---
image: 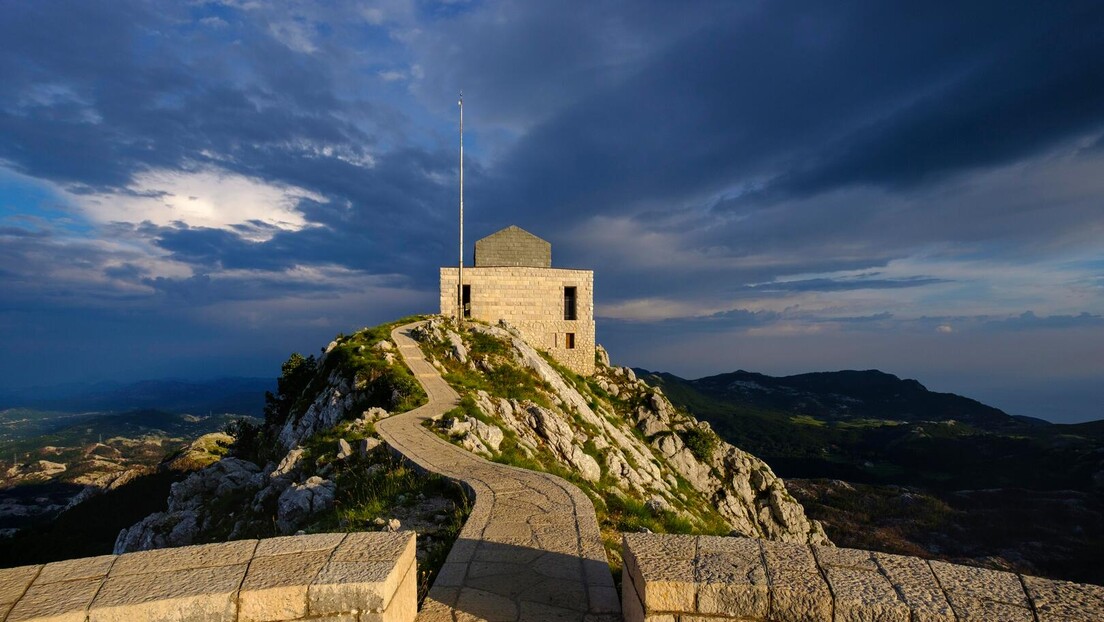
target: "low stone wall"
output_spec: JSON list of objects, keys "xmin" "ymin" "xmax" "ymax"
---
[
  {"xmin": 622, "ymin": 533, "xmax": 1104, "ymax": 622},
  {"xmin": 0, "ymin": 532, "xmax": 416, "ymax": 622}
]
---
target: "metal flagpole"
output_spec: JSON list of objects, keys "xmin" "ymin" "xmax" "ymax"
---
[{"xmin": 458, "ymin": 92, "xmax": 464, "ymax": 325}]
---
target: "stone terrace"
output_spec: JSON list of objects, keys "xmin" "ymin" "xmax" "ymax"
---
[
  {"xmin": 0, "ymin": 531, "xmax": 415, "ymax": 622},
  {"xmin": 622, "ymin": 533, "xmax": 1104, "ymax": 622}
]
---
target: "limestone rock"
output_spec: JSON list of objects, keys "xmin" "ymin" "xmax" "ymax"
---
[
  {"xmin": 469, "ymin": 419, "xmax": 504, "ymax": 452},
  {"xmin": 337, "ymin": 438, "xmax": 354, "ymax": 460},
  {"xmin": 272, "ymin": 447, "xmax": 304, "ymax": 478},
  {"xmin": 460, "ymin": 321, "xmax": 829, "ymax": 545},
  {"xmin": 446, "ymin": 330, "xmax": 469, "ymax": 363},
  {"xmin": 359, "ymin": 437, "xmax": 381, "ymax": 455},
  {"xmin": 277, "ymin": 375, "xmax": 359, "ymax": 449},
  {"xmin": 596, "ymin": 344, "xmax": 611, "ymax": 368},
  {"xmin": 571, "ymin": 446, "xmax": 602, "ymax": 482},
  {"xmin": 276, "ymin": 476, "xmax": 336, "ymax": 534}
]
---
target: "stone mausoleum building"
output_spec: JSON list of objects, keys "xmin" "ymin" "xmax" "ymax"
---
[{"xmin": 439, "ymin": 225, "xmax": 595, "ymax": 375}]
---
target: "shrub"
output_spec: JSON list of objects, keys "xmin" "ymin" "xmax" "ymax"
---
[{"xmin": 680, "ymin": 427, "xmax": 717, "ymax": 462}]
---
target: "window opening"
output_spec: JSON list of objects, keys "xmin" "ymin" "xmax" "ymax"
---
[
  {"xmin": 564, "ymin": 286, "xmax": 577, "ymax": 320},
  {"xmin": 565, "ymin": 332, "xmax": 576, "ymax": 349},
  {"xmin": 462, "ymin": 284, "xmax": 471, "ymax": 318}
]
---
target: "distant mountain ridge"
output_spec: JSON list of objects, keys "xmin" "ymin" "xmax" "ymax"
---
[
  {"xmin": 0, "ymin": 377, "xmax": 273, "ymax": 417},
  {"xmin": 638, "ymin": 368, "xmax": 1049, "ymax": 430}
]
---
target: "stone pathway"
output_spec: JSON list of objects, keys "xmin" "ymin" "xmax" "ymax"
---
[{"xmin": 376, "ymin": 322, "xmax": 621, "ymax": 622}]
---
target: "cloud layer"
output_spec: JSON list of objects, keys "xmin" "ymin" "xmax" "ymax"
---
[{"xmin": 1, "ymin": 1, "xmax": 1102, "ymax": 422}]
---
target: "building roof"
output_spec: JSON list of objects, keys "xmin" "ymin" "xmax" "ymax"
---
[{"xmin": 474, "ymin": 225, "xmax": 552, "ymax": 268}]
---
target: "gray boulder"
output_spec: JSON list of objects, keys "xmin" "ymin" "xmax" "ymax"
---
[{"xmin": 276, "ymin": 476, "xmax": 336, "ymax": 534}]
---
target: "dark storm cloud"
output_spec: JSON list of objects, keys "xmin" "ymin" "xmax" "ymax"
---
[
  {"xmin": 468, "ymin": 1, "xmax": 1104, "ymax": 232},
  {"xmin": 0, "ymin": 1, "xmax": 379, "ymax": 192}
]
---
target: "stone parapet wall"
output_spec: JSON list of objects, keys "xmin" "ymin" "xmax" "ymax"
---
[
  {"xmin": 0, "ymin": 532, "xmax": 416, "ymax": 622},
  {"xmin": 622, "ymin": 533, "xmax": 1104, "ymax": 622},
  {"xmin": 440, "ymin": 266, "xmax": 595, "ymax": 375}
]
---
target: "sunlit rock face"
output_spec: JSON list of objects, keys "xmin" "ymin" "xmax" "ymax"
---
[{"xmin": 418, "ymin": 318, "xmax": 829, "ymax": 545}]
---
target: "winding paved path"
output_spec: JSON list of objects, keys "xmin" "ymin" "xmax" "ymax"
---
[{"xmin": 376, "ymin": 322, "xmax": 621, "ymax": 622}]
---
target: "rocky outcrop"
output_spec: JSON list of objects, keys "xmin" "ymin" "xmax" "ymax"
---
[
  {"xmin": 114, "ymin": 438, "xmax": 348, "ymax": 553},
  {"xmin": 419, "ymin": 320, "xmax": 829, "ymax": 545},
  {"xmin": 276, "ymin": 475, "xmax": 336, "ymax": 533},
  {"xmin": 278, "ymin": 371, "xmax": 359, "ymax": 449},
  {"xmin": 163, "ymin": 432, "xmax": 233, "ymax": 471}
]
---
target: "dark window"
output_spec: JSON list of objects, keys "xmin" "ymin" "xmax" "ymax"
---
[
  {"xmin": 462, "ymin": 284, "xmax": 471, "ymax": 318},
  {"xmin": 564, "ymin": 286, "xmax": 577, "ymax": 320},
  {"xmin": 565, "ymin": 333, "xmax": 576, "ymax": 349}
]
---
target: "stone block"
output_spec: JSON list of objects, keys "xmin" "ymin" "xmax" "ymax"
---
[
  {"xmin": 815, "ymin": 546, "xmax": 909, "ymax": 622},
  {"xmin": 108, "ymin": 540, "xmax": 256, "ymax": 576},
  {"xmin": 928, "ymin": 560, "xmax": 1033, "ymax": 621},
  {"xmin": 872, "ymin": 553, "xmax": 954, "ymax": 622},
  {"xmin": 623, "ymin": 533, "xmax": 696, "ymax": 560},
  {"xmin": 624, "ymin": 551, "xmax": 695, "ymax": 612},
  {"xmin": 254, "ymin": 532, "xmax": 345, "ymax": 557},
  {"xmin": 0, "ymin": 565, "xmax": 40, "ymax": 606},
  {"xmin": 761, "ymin": 541, "xmax": 832, "ymax": 622},
  {"xmin": 330, "ymin": 531, "xmax": 415, "ymax": 565},
  {"xmin": 7, "ymin": 577, "xmax": 102, "ymax": 622},
  {"xmin": 239, "ymin": 549, "xmax": 332, "ymax": 622},
  {"xmin": 695, "ymin": 536, "xmax": 768, "ymax": 617},
  {"xmin": 89, "ymin": 563, "xmax": 247, "ymax": 622},
  {"xmin": 308, "ymin": 559, "xmax": 408, "ymax": 615},
  {"xmin": 1022, "ymin": 574, "xmax": 1104, "ymax": 622},
  {"xmin": 36, "ymin": 555, "xmax": 115, "ymax": 584},
  {"xmin": 362, "ymin": 561, "xmax": 417, "ymax": 622}
]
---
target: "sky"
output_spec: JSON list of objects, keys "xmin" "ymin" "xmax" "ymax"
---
[{"xmin": 1, "ymin": 1, "xmax": 1102, "ymax": 423}]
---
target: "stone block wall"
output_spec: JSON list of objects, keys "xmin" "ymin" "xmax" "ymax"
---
[
  {"xmin": 473, "ymin": 225, "xmax": 551, "ymax": 268},
  {"xmin": 440, "ymin": 266, "xmax": 595, "ymax": 375},
  {"xmin": 622, "ymin": 533, "xmax": 1104, "ymax": 622},
  {"xmin": 0, "ymin": 531, "xmax": 416, "ymax": 622}
]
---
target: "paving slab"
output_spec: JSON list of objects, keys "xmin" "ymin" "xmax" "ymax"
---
[
  {"xmin": 929, "ymin": 560, "xmax": 1034, "ymax": 622},
  {"xmin": 761, "ymin": 541, "xmax": 832, "ymax": 622},
  {"xmin": 89, "ymin": 563, "xmax": 247, "ymax": 622},
  {"xmin": 254, "ymin": 532, "xmax": 345, "ymax": 557},
  {"xmin": 35, "ymin": 555, "xmax": 115, "ymax": 585},
  {"xmin": 7, "ymin": 576, "xmax": 103, "ymax": 622},
  {"xmin": 107, "ymin": 539, "xmax": 256, "ymax": 576},
  {"xmin": 813, "ymin": 546, "xmax": 909, "ymax": 622},
  {"xmin": 694, "ymin": 536, "xmax": 769, "ymax": 618},
  {"xmin": 1022, "ymin": 575, "xmax": 1104, "ymax": 622},
  {"xmin": 377, "ymin": 322, "xmax": 620, "ymax": 621},
  {"xmin": 0, "ymin": 565, "xmax": 40, "ymax": 608},
  {"xmin": 872, "ymin": 552, "xmax": 955, "ymax": 622}
]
